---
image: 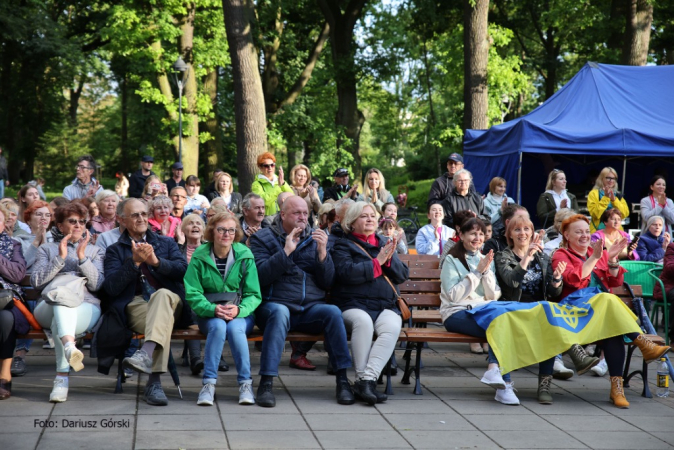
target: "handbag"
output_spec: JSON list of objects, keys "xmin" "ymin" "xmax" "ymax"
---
[
  {"xmin": 351, "ymin": 241, "xmax": 412, "ymax": 321},
  {"xmin": 42, "ymin": 274, "xmax": 87, "ymax": 308},
  {"xmin": 0, "ymin": 289, "xmax": 14, "ymax": 310},
  {"xmin": 204, "ymin": 257, "xmax": 247, "ymax": 306}
]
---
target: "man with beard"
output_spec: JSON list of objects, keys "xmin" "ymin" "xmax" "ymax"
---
[{"xmin": 249, "ymin": 196, "xmax": 354, "ymax": 407}]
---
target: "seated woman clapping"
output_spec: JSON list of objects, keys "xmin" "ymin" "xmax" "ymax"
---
[
  {"xmin": 591, "ymin": 209, "xmax": 638, "ymax": 261},
  {"xmin": 331, "ymin": 202, "xmax": 408, "ymax": 405},
  {"xmin": 31, "ymin": 202, "xmax": 105, "ymax": 403},
  {"xmin": 440, "ymin": 218, "xmax": 523, "ymax": 405},
  {"xmin": 184, "ymin": 212, "xmax": 262, "ymax": 406},
  {"xmin": 636, "ymin": 216, "xmax": 669, "ymax": 263},
  {"xmin": 552, "ymin": 214, "xmax": 671, "ymax": 408}
]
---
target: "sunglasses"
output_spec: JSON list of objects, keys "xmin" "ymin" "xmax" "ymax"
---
[
  {"xmin": 67, "ymin": 219, "xmax": 87, "ymax": 225},
  {"xmin": 260, "ymin": 163, "xmax": 276, "ymax": 169}
]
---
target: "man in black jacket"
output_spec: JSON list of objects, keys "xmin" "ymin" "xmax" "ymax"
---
[
  {"xmin": 128, "ymin": 155, "xmax": 156, "ymax": 198},
  {"xmin": 441, "ymin": 169, "xmax": 488, "ymax": 228},
  {"xmin": 324, "ymin": 168, "xmax": 360, "ymax": 202},
  {"xmin": 428, "ymin": 153, "xmax": 475, "ymax": 207},
  {"xmin": 103, "ymin": 198, "xmax": 190, "ymax": 406},
  {"xmin": 249, "ymin": 196, "xmax": 354, "ymax": 407}
]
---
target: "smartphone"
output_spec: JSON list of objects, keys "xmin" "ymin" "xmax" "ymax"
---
[{"xmin": 151, "ymin": 183, "xmax": 161, "ymax": 190}]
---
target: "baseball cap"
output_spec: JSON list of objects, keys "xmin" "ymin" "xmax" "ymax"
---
[
  {"xmin": 333, "ymin": 168, "xmax": 349, "ymax": 177},
  {"xmin": 171, "ymin": 162, "xmax": 184, "ymax": 170},
  {"xmin": 447, "ymin": 153, "xmax": 463, "ymax": 163},
  {"xmin": 141, "ymin": 155, "xmax": 154, "ymax": 163}
]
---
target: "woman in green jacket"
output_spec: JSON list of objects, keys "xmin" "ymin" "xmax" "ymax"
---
[
  {"xmin": 184, "ymin": 212, "xmax": 262, "ymax": 407},
  {"xmin": 251, "ymin": 152, "xmax": 293, "ymax": 216}
]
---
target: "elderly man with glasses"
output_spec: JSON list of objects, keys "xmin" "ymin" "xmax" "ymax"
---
[
  {"xmin": 440, "ymin": 169, "xmax": 488, "ymax": 228},
  {"xmin": 63, "ymin": 155, "xmax": 103, "ymax": 200},
  {"xmin": 102, "ymin": 198, "xmax": 192, "ymax": 406}
]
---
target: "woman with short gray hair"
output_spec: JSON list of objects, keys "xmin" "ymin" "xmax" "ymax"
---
[
  {"xmin": 90, "ymin": 190, "xmax": 119, "ymax": 234},
  {"xmin": 148, "ymin": 195, "xmax": 181, "ymax": 238}
]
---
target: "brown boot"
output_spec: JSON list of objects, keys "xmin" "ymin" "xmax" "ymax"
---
[
  {"xmin": 633, "ymin": 335, "xmax": 671, "ymax": 363},
  {"xmin": 609, "ymin": 376, "xmax": 629, "ymax": 409}
]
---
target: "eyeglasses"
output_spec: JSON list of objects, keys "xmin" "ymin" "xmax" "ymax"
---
[
  {"xmin": 605, "ymin": 177, "xmax": 617, "ymax": 181},
  {"xmin": 455, "ymin": 179, "xmax": 470, "ymax": 184},
  {"xmin": 215, "ymin": 227, "xmax": 237, "ymax": 235},
  {"xmin": 75, "ymin": 165, "xmax": 92, "ymax": 170},
  {"xmin": 34, "ymin": 213, "xmax": 52, "ymax": 218},
  {"xmin": 260, "ymin": 163, "xmax": 275, "ymax": 169},
  {"xmin": 128, "ymin": 212, "xmax": 148, "ymax": 220},
  {"xmin": 67, "ymin": 218, "xmax": 87, "ymax": 225}
]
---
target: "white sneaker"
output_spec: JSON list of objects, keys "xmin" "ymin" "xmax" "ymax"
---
[
  {"xmin": 49, "ymin": 378, "xmax": 68, "ymax": 403},
  {"xmin": 591, "ymin": 358, "xmax": 608, "ymax": 377},
  {"xmin": 238, "ymin": 381, "xmax": 255, "ymax": 405},
  {"xmin": 197, "ymin": 383, "xmax": 215, "ymax": 406},
  {"xmin": 64, "ymin": 344, "xmax": 84, "ymax": 372},
  {"xmin": 495, "ymin": 382, "xmax": 520, "ymax": 405},
  {"xmin": 552, "ymin": 357, "xmax": 574, "ymax": 380},
  {"xmin": 480, "ymin": 367, "xmax": 506, "ymax": 390}
]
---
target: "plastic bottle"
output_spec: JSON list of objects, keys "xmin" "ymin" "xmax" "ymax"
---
[{"xmin": 656, "ymin": 358, "xmax": 669, "ymax": 398}]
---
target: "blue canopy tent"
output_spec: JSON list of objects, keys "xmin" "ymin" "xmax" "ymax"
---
[{"xmin": 463, "ymin": 62, "xmax": 674, "ymax": 223}]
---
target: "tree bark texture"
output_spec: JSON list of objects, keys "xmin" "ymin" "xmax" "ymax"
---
[
  {"xmin": 622, "ymin": 0, "xmax": 652, "ymax": 66},
  {"xmin": 317, "ymin": 0, "xmax": 367, "ymax": 182},
  {"xmin": 202, "ymin": 68, "xmax": 223, "ymax": 180},
  {"xmin": 223, "ymin": 0, "xmax": 268, "ymax": 194},
  {"xmin": 121, "ymin": 73, "xmax": 129, "ymax": 174},
  {"xmin": 463, "ymin": 0, "xmax": 489, "ymax": 131},
  {"xmin": 177, "ymin": 2, "xmax": 200, "ymax": 177}
]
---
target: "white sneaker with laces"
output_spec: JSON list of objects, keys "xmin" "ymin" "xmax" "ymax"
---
[
  {"xmin": 480, "ymin": 367, "xmax": 506, "ymax": 389},
  {"xmin": 552, "ymin": 357, "xmax": 574, "ymax": 380},
  {"xmin": 197, "ymin": 383, "xmax": 215, "ymax": 406},
  {"xmin": 49, "ymin": 378, "xmax": 68, "ymax": 403},
  {"xmin": 591, "ymin": 358, "xmax": 608, "ymax": 377},
  {"xmin": 495, "ymin": 381, "xmax": 520, "ymax": 405},
  {"xmin": 238, "ymin": 381, "xmax": 255, "ymax": 405}
]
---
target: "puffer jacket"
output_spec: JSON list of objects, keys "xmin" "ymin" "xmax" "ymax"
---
[
  {"xmin": 331, "ymin": 233, "xmax": 409, "ymax": 320},
  {"xmin": 249, "ymin": 215, "xmax": 335, "ymax": 313},
  {"xmin": 102, "ymin": 229, "xmax": 191, "ymax": 328},
  {"xmin": 636, "ymin": 230, "xmax": 665, "ymax": 262},
  {"xmin": 184, "ymin": 242, "xmax": 261, "ymax": 319},
  {"xmin": 495, "ymin": 247, "xmax": 562, "ymax": 302}
]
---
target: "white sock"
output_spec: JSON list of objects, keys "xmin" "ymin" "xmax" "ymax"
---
[
  {"xmin": 64, "ymin": 341, "xmax": 76, "ymax": 350},
  {"xmin": 55, "ymin": 375, "xmax": 69, "ymax": 387}
]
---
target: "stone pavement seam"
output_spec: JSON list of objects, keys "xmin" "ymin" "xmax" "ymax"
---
[
  {"xmin": 373, "ymin": 397, "xmax": 416, "ymax": 449},
  {"xmin": 277, "ymin": 375, "xmax": 325, "ymax": 450},
  {"xmin": 32, "ymin": 401, "xmax": 55, "ymax": 450},
  {"xmin": 214, "ymin": 387, "xmax": 233, "ymax": 449},
  {"xmin": 131, "ymin": 370, "xmax": 140, "ymax": 450}
]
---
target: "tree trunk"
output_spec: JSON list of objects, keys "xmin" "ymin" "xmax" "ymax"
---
[
  {"xmin": 622, "ymin": 0, "xmax": 653, "ymax": 65},
  {"xmin": 222, "ymin": 0, "xmax": 268, "ymax": 194},
  {"xmin": 177, "ymin": 2, "xmax": 199, "ymax": 176},
  {"xmin": 121, "ymin": 73, "xmax": 129, "ymax": 174},
  {"xmin": 202, "ymin": 68, "xmax": 222, "ymax": 180},
  {"xmin": 317, "ymin": 0, "xmax": 367, "ymax": 182},
  {"xmin": 68, "ymin": 76, "xmax": 86, "ymax": 129},
  {"xmin": 463, "ymin": 0, "xmax": 490, "ymax": 131}
]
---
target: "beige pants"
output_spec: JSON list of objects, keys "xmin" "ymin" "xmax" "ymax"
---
[{"xmin": 126, "ymin": 289, "xmax": 182, "ymax": 373}]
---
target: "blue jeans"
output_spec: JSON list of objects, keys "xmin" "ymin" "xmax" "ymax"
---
[
  {"xmin": 255, "ymin": 302, "xmax": 352, "ymax": 376},
  {"xmin": 197, "ymin": 315, "xmax": 254, "ymax": 384},
  {"xmin": 444, "ymin": 310, "xmax": 511, "ymax": 382}
]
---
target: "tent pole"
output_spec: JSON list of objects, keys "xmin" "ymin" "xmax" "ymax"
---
[
  {"xmin": 622, "ymin": 156, "xmax": 626, "ymax": 194},
  {"xmin": 517, "ymin": 152, "xmax": 523, "ymax": 204}
]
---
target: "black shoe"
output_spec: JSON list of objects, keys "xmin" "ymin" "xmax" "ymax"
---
[
  {"xmin": 353, "ymin": 380, "xmax": 377, "ymax": 406},
  {"xmin": 326, "ymin": 361, "xmax": 335, "ymax": 375},
  {"xmin": 218, "ymin": 356, "xmax": 229, "ymax": 372},
  {"xmin": 190, "ymin": 357, "xmax": 204, "ymax": 375},
  {"xmin": 10, "ymin": 357, "xmax": 26, "ymax": 377},
  {"xmin": 373, "ymin": 385, "xmax": 388, "ymax": 403},
  {"xmin": 256, "ymin": 381, "xmax": 275, "ymax": 408},
  {"xmin": 336, "ymin": 379, "xmax": 355, "ymax": 405}
]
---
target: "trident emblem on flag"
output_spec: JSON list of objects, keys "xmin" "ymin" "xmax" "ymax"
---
[
  {"xmin": 549, "ymin": 304, "xmax": 589, "ymax": 330},
  {"xmin": 542, "ymin": 301, "xmax": 594, "ymax": 333}
]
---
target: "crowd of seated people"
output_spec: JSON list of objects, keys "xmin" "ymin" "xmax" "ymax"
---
[{"xmin": 0, "ymin": 154, "xmax": 672, "ymax": 415}]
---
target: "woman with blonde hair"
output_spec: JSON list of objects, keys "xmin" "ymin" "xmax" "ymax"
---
[
  {"xmin": 587, "ymin": 167, "xmax": 629, "ymax": 233},
  {"xmin": 207, "ymin": 172, "xmax": 242, "ymax": 215},
  {"xmin": 290, "ymin": 164, "xmax": 322, "ymax": 225},
  {"xmin": 362, "ymin": 168, "xmax": 394, "ymax": 210},
  {"xmin": 142, "ymin": 175, "xmax": 167, "ymax": 201},
  {"xmin": 537, "ymin": 169, "xmax": 579, "ymax": 229}
]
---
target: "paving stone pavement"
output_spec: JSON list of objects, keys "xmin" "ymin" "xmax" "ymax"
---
[{"xmin": 2, "ymin": 341, "xmax": 674, "ymax": 450}]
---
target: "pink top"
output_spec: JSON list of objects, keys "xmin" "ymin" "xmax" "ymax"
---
[
  {"xmin": 90, "ymin": 215, "xmax": 116, "ymax": 233},
  {"xmin": 148, "ymin": 215, "xmax": 181, "ymax": 238}
]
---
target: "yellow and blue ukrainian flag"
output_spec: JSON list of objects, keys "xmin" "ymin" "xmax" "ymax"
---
[{"xmin": 467, "ymin": 287, "xmax": 642, "ymax": 374}]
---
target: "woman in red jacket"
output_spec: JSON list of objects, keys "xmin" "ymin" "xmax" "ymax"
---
[{"xmin": 552, "ymin": 214, "xmax": 670, "ymax": 408}]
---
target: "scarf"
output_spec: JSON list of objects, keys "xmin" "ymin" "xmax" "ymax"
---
[{"xmin": 0, "ymin": 232, "xmax": 22, "ymax": 293}]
